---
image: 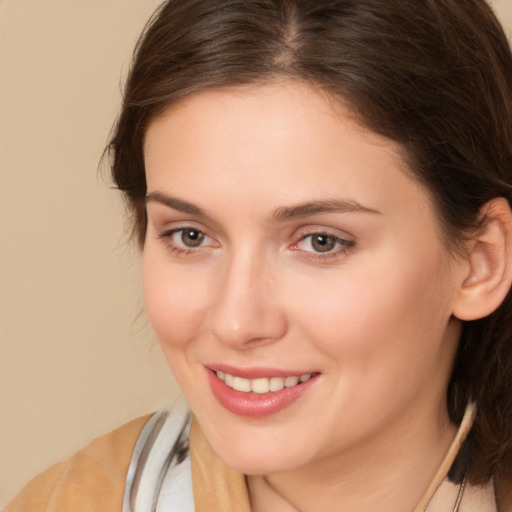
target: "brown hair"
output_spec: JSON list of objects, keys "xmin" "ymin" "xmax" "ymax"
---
[{"xmin": 108, "ymin": 0, "xmax": 512, "ymax": 484}]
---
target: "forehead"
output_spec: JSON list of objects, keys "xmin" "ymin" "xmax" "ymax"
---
[{"xmin": 143, "ymin": 81, "xmax": 434, "ymax": 228}]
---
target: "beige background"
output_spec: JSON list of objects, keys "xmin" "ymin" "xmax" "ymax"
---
[
  {"xmin": 1, "ymin": 0, "xmax": 512, "ymax": 506},
  {"xmin": 0, "ymin": 0, "xmax": 179, "ymax": 506}
]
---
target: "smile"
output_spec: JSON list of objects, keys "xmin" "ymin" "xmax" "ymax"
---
[
  {"xmin": 216, "ymin": 371, "xmax": 313, "ymax": 393},
  {"xmin": 207, "ymin": 367, "xmax": 319, "ymax": 417}
]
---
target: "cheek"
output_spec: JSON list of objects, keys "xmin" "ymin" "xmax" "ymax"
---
[
  {"xmin": 141, "ymin": 253, "xmax": 212, "ymax": 348},
  {"xmin": 287, "ymin": 248, "xmax": 452, "ymax": 366}
]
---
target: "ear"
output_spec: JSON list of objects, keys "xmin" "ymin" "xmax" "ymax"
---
[{"xmin": 452, "ymin": 197, "xmax": 512, "ymax": 321}]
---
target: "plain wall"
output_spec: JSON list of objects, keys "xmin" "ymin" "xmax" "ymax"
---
[
  {"xmin": 1, "ymin": 0, "xmax": 512, "ymax": 506},
  {"xmin": 0, "ymin": 1, "xmax": 179, "ymax": 505}
]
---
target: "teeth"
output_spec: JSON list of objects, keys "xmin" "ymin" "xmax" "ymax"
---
[
  {"xmin": 269, "ymin": 377, "xmax": 285, "ymax": 392},
  {"xmin": 251, "ymin": 378, "xmax": 270, "ymax": 394},
  {"xmin": 284, "ymin": 376, "xmax": 299, "ymax": 387},
  {"xmin": 233, "ymin": 376, "xmax": 252, "ymax": 392},
  {"xmin": 216, "ymin": 371, "xmax": 313, "ymax": 394}
]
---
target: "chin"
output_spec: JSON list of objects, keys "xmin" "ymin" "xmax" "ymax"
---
[
  {"xmin": 207, "ymin": 430, "xmax": 310, "ymax": 476},
  {"xmin": 222, "ymin": 451, "xmax": 302, "ymax": 476}
]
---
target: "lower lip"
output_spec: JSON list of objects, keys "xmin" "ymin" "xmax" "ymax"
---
[{"xmin": 207, "ymin": 370, "xmax": 318, "ymax": 418}]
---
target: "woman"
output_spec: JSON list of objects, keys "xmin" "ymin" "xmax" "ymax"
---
[{"xmin": 6, "ymin": 0, "xmax": 512, "ymax": 511}]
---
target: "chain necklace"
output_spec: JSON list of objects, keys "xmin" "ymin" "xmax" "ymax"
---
[{"xmin": 452, "ymin": 474, "xmax": 467, "ymax": 512}]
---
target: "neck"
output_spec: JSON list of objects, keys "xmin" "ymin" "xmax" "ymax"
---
[{"xmin": 248, "ymin": 402, "xmax": 458, "ymax": 512}]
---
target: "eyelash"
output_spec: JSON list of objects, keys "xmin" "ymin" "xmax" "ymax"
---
[
  {"xmin": 157, "ymin": 227, "xmax": 214, "ymax": 256},
  {"xmin": 157, "ymin": 227, "xmax": 356, "ymax": 262},
  {"xmin": 293, "ymin": 232, "xmax": 356, "ymax": 262}
]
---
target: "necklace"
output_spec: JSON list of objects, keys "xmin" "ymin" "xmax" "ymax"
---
[{"xmin": 452, "ymin": 474, "xmax": 467, "ymax": 512}]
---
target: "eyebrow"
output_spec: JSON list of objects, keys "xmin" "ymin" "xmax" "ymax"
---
[
  {"xmin": 146, "ymin": 192, "xmax": 206, "ymax": 217},
  {"xmin": 271, "ymin": 199, "xmax": 381, "ymax": 222},
  {"xmin": 146, "ymin": 192, "xmax": 381, "ymax": 221}
]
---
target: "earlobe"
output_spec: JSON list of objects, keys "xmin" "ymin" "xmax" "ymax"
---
[{"xmin": 452, "ymin": 197, "xmax": 512, "ymax": 321}]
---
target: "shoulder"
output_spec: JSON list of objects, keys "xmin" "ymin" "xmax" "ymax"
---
[{"xmin": 5, "ymin": 414, "xmax": 152, "ymax": 512}]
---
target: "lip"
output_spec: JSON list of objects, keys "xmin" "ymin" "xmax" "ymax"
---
[{"xmin": 206, "ymin": 366, "xmax": 319, "ymax": 418}]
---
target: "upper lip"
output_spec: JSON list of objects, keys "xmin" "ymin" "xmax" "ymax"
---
[{"xmin": 206, "ymin": 364, "xmax": 318, "ymax": 379}]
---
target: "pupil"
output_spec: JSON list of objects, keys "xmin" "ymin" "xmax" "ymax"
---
[
  {"xmin": 312, "ymin": 234, "xmax": 335, "ymax": 253},
  {"xmin": 182, "ymin": 229, "xmax": 204, "ymax": 247}
]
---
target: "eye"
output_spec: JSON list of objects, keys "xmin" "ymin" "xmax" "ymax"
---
[
  {"xmin": 158, "ymin": 227, "xmax": 215, "ymax": 254},
  {"xmin": 305, "ymin": 233, "xmax": 337, "ymax": 253},
  {"xmin": 296, "ymin": 232, "xmax": 355, "ymax": 256},
  {"xmin": 175, "ymin": 228, "xmax": 206, "ymax": 248}
]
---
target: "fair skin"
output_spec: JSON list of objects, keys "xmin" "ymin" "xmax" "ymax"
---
[{"xmin": 141, "ymin": 81, "xmax": 477, "ymax": 512}]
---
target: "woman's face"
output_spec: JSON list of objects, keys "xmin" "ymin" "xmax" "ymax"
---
[{"xmin": 142, "ymin": 82, "xmax": 465, "ymax": 475}]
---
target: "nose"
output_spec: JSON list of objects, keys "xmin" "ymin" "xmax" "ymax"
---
[{"xmin": 209, "ymin": 249, "xmax": 288, "ymax": 349}]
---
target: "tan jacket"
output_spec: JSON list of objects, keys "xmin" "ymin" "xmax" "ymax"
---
[{"xmin": 5, "ymin": 413, "xmax": 512, "ymax": 512}]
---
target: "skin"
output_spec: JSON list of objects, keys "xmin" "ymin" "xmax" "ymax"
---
[{"xmin": 142, "ymin": 81, "xmax": 469, "ymax": 511}]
